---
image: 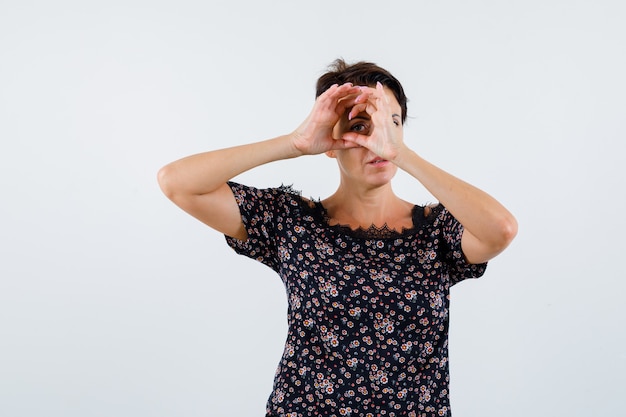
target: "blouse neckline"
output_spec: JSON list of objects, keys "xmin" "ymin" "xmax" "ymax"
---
[{"xmin": 307, "ymin": 199, "xmax": 428, "ymax": 240}]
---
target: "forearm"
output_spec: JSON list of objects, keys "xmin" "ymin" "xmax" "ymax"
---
[
  {"xmin": 158, "ymin": 82, "xmax": 364, "ymax": 199},
  {"xmin": 395, "ymin": 146, "xmax": 518, "ymax": 251},
  {"xmin": 158, "ymin": 134, "xmax": 300, "ymax": 197}
]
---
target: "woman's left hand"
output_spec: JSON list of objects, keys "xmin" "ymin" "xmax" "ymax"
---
[{"xmin": 340, "ymin": 82, "xmax": 406, "ymax": 163}]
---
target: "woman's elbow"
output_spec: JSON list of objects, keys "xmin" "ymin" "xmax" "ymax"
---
[
  {"xmin": 494, "ymin": 214, "xmax": 518, "ymax": 251},
  {"xmin": 157, "ymin": 164, "xmax": 179, "ymax": 200}
]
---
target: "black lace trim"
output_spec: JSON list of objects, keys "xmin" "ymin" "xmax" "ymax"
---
[
  {"xmin": 282, "ymin": 186, "xmax": 441, "ymax": 239},
  {"xmin": 307, "ymin": 200, "xmax": 436, "ymax": 240},
  {"xmin": 326, "ymin": 218, "xmax": 417, "ymax": 239},
  {"xmin": 277, "ymin": 183, "xmax": 302, "ymax": 196}
]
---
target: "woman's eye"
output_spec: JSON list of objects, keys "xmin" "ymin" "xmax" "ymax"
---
[{"xmin": 351, "ymin": 123, "xmax": 369, "ymax": 133}]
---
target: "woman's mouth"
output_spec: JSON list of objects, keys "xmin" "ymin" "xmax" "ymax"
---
[{"xmin": 369, "ymin": 158, "xmax": 388, "ymax": 165}]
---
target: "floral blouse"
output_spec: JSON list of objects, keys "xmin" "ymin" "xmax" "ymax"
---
[{"xmin": 224, "ymin": 182, "xmax": 487, "ymax": 417}]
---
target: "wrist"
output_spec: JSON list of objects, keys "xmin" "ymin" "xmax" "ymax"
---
[
  {"xmin": 391, "ymin": 143, "xmax": 415, "ymax": 168},
  {"xmin": 283, "ymin": 132, "xmax": 306, "ymax": 158}
]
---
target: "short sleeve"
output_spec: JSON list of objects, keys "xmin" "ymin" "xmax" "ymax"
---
[
  {"xmin": 224, "ymin": 181, "xmax": 281, "ymax": 271},
  {"xmin": 436, "ymin": 205, "xmax": 487, "ymax": 285}
]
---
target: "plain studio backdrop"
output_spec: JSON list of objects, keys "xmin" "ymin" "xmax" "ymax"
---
[{"xmin": 1, "ymin": 1, "xmax": 624, "ymax": 416}]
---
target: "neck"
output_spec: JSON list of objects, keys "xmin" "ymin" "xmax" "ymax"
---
[{"xmin": 322, "ymin": 183, "xmax": 413, "ymax": 230}]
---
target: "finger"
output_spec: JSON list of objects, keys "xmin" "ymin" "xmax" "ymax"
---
[
  {"xmin": 323, "ymin": 83, "xmax": 347, "ymax": 101},
  {"xmin": 359, "ymin": 100, "xmax": 379, "ymax": 119},
  {"xmin": 376, "ymin": 81, "xmax": 387, "ymax": 101},
  {"xmin": 322, "ymin": 84, "xmax": 361, "ymax": 112},
  {"xmin": 313, "ymin": 84, "xmax": 339, "ymax": 113},
  {"xmin": 334, "ymin": 85, "xmax": 376, "ymax": 116},
  {"xmin": 340, "ymin": 132, "xmax": 369, "ymax": 148},
  {"xmin": 327, "ymin": 83, "xmax": 361, "ymax": 98},
  {"xmin": 354, "ymin": 86, "xmax": 375, "ymax": 104},
  {"xmin": 336, "ymin": 93, "xmax": 362, "ymax": 115},
  {"xmin": 338, "ymin": 94, "xmax": 373, "ymax": 118},
  {"xmin": 368, "ymin": 82, "xmax": 391, "ymax": 119},
  {"xmin": 330, "ymin": 137, "xmax": 362, "ymax": 150},
  {"xmin": 317, "ymin": 83, "xmax": 354, "ymax": 104},
  {"xmin": 356, "ymin": 83, "xmax": 387, "ymax": 106},
  {"xmin": 352, "ymin": 87, "xmax": 383, "ymax": 117},
  {"xmin": 348, "ymin": 103, "xmax": 368, "ymax": 120}
]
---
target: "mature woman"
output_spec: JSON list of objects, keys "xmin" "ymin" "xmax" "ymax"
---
[{"xmin": 158, "ymin": 59, "xmax": 517, "ymax": 417}]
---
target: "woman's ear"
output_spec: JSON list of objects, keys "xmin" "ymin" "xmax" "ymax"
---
[{"xmin": 325, "ymin": 150, "xmax": 336, "ymax": 158}]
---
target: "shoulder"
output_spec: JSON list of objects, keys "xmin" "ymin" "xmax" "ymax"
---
[
  {"xmin": 228, "ymin": 181, "xmax": 301, "ymax": 201},
  {"xmin": 227, "ymin": 181, "xmax": 313, "ymax": 214},
  {"xmin": 412, "ymin": 203, "xmax": 444, "ymax": 227}
]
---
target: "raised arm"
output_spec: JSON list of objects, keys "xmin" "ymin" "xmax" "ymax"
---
[
  {"xmin": 342, "ymin": 82, "xmax": 518, "ymax": 264},
  {"xmin": 157, "ymin": 83, "xmax": 363, "ymax": 239},
  {"xmin": 158, "ymin": 136, "xmax": 300, "ymax": 239},
  {"xmin": 395, "ymin": 151, "xmax": 518, "ymax": 264}
]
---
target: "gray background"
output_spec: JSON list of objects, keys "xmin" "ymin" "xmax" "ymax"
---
[{"xmin": 1, "ymin": 1, "xmax": 624, "ymax": 416}]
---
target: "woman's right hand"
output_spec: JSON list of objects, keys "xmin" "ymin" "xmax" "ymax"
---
[
  {"xmin": 158, "ymin": 83, "xmax": 362, "ymax": 239},
  {"xmin": 290, "ymin": 83, "xmax": 363, "ymax": 155}
]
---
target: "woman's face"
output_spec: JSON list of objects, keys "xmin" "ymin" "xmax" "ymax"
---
[{"xmin": 329, "ymin": 87, "xmax": 403, "ymax": 189}]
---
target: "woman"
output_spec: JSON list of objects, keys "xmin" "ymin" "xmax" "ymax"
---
[{"xmin": 158, "ymin": 59, "xmax": 517, "ymax": 417}]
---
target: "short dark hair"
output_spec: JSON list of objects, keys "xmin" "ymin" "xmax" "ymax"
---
[{"xmin": 316, "ymin": 58, "xmax": 408, "ymax": 123}]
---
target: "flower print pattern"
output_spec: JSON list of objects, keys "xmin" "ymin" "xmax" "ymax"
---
[{"xmin": 225, "ymin": 182, "xmax": 487, "ymax": 417}]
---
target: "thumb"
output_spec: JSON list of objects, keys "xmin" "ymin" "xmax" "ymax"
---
[
  {"xmin": 340, "ymin": 132, "xmax": 367, "ymax": 148},
  {"xmin": 331, "ymin": 137, "xmax": 361, "ymax": 150}
]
